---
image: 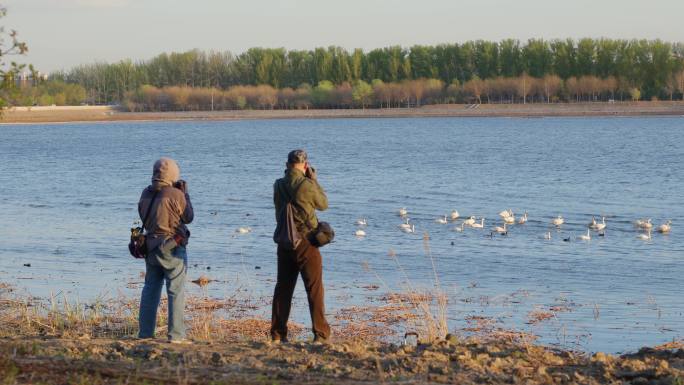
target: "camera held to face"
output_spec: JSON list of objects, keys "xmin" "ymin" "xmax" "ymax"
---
[{"xmin": 173, "ymin": 179, "xmax": 187, "ymax": 192}]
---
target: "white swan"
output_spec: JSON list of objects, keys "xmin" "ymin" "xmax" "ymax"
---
[
  {"xmin": 471, "ymin": 218, "xmax": 485, "ymax": 229},
  {"xmin": 236, "ymin": 226, "xmax": 252, "ymax": 234},
  {"xmin": 503, "ymin": 214, "xmax": 515, "ymax": 224},
  {"xmin": 354, "ymin": 229, "xmax": 366, "ymax": 237},
  {"xmin": 593, "ymin": 217, "xmax": 607, "ymax": 231},
  {"xmin": 552, "ymin": 215, "xmax": 564, "ymax": 227},
  {"xmin": 588, "ymin": 216, "xmax": 597, "ymax": 228},
  {"xmin": 517, "ymin": 212, "xmax": 528, "ymax": 225},
  {"xmin": 402, "ymin": 224, "xmax": 416, "ymax": 233},
  {"xmin": 398, "ymin": 218, "xmax": 411, "ymax": 230},
  {"xmin": 635, "ymin": 218, "xmax": 652, "ymax": 229},
  {"xmin": 463, "ymin": 216, "xmax": 476, "ymax": 226},
  {"xmin": 355, "ymin": 218, "xmax": 367, "ymax": 226},
  {"xmin": 492, "ymin": 223, "xmax": 507, "ymax": 234},
  {"xmin": 578, "ymin": 229, "xmax": 591, "ymax": 241},
  {"xmin": 639, "ymin": 219, "xmax": 653, "ymax": 230},
  {"xmin": 435, "ymin": 215, "xmax": 448, "ymax": 224},
  {"xmin": 399, "ymin": 207, "xmax": 408, "ymax": 217},
  {"xmin": 637, "ymin": 230, "xmax": 652, "ymax": 241},
  {"xmin": 454, "ymin": 222, "xmax": 465, "ymax": 232},
  {"xmin": 657, "ymin": 220, "xmax": 672, "ymax": 234},
  {"xmin": 450, "ymin": 210, "xmax": 460, "ymax": 221},
  {"xmin": 544, "ymin": 231, "xmax": 551, "ymax": 240},
  {"xmin": 498, "ymin": 209, "xmax": 513, "ymax": 218}
]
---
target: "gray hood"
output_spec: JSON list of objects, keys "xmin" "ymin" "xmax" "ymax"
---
[{"xmin": 151, "ymin": 157, "xmax": 180, "ymax": 189}]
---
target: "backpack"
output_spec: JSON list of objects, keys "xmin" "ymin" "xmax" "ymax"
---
[{"xmin": 273, "ymin": 179, "xmax": 305, "ymax": 250}]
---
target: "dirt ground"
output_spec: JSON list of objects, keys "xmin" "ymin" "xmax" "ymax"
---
[
  {"xmin": 2, "ymin": 102, "xmax": 684, "ymax": 124},
  {"xmin": 1, "ymin": 334, "xmax": 683, "ymax": 384}
]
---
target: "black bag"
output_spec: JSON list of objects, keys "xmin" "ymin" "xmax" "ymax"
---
[
  {"xmin": 312, "ymin": 221, "xmax": 335, "ymax": 247},
  {"xmin": 273, "ymin": 179, "xmax": 306, "ymax": 250},
  {"xmin": 128, "ymin": 190, "xmax": 160, "ymax": 259}
]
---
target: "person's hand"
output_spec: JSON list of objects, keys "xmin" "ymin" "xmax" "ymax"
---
[
  {"xmin": 305, "ymin": 166, "xmax": 317, "ymax": 181},
  {"xmin": 174, "ymin": 179, "xmax": 187, "ymax": 193}
]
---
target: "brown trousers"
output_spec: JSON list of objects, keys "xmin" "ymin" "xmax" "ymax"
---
[{"xmin": 271, "ymin": 237, "xmax": 330, "ymax": 340}]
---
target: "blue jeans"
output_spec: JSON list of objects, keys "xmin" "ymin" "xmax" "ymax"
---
[{"xmin": 138, "ymin": 243, "xmax": 187, "ymax": 341}]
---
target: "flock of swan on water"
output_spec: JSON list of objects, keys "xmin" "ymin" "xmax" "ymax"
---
[{"xmin": 353, "ymin": 208, "xmax": 672, "ymax": 241}]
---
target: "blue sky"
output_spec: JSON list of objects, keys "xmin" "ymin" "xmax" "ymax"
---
[{"xmin": 5, "ymin": 0, "xmax": 684, "ymax": 73}]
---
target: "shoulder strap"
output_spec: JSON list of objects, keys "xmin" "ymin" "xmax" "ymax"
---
[{"xmin": 141, "ymin": 189, "xmax": 161, "ymax": 231}]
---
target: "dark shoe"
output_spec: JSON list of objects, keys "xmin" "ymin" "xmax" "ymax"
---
[{"xmin": 271, "ymin": 337, "xmax": 289, "ymax": 345}]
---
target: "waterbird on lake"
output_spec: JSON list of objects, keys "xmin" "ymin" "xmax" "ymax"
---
[
  {"xmin": 402, "ymin": 224, "xmax": 416, "ymax": 233},
  {"xmin": 355, "ymin": 218, "xmax": 367, "ymax": 226},
  {"xmin": 498, "ymin": 209, "xmax": 513, "ymax": 218},
  {"xmin": 578, "ymin": 229, "xmax": 591, "ymax": 241},
  {"xmin": 471, "ymin": 218, "xmax": 485, "ymax": 229},
  {"xmin": 492, "ymin": 223, "xmax": 507, "ymax": 235},
  {"xmin": 450, "ymin": 210, "xmax": 460, "ymax": 221},
  {"xmin": 517, "ymin": 212, "xmax": 528, "ymax": 224},
  {"xmin": 563, "ymin": 235, "xmax": 572, "ymax": 242},
  {"xmin": 544, "ymin": 231, "xmax": 552, "ymax": 240},
  {"xmin": 637, "ymin": 230, "xmax": 652, "ymax": 241},
  {"xmin": 657, "ymin": 220, "xmax": 672, "ymax": 233},
  {"xmin": 398, "ymin": 218, "xmax": 411, "ymax": 230},
  {"xmin": 453, "ymin": 222, "xmax": 466, "ymax": 232},
  {"xmin": 635, "ymin": 218, "xmax": 653, "ymax": 230},
  {"xmin": 463, "ymin": 216, "xmax": 476, "ymax": 226},
  {"xmin": 435, "ymin": 215, "xmax": 448, "ymax": 224},
  {"xmin": 503, "ymin": 214, "xmax": 516, "ymax": 224},
  {"xmin": 552, "ymin": 215, "xmax": 564, "ymax": 227},
  {"xmin": 235, "ymin": 226, "xmax": 252, "ymax": 234},
  {"xmin": 588, "ymin": 216, "xmax": 597, "ymax": 228},
  {"xmin": 354, "ymin": 229, "xmax": 367, "ymax": 237},
  {"xmin": 398, "ymin": 207, "xmax": 408, "ymax": 216},
  {"xmin": 591, "ymin": 217, "xmax": 607, "ymax": 231}
]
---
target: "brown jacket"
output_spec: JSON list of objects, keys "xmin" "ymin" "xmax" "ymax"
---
[
  {"xmin": 138, "ymin": 158, "xmax": 194, "ymax": 251},
  {"xmin": 273, "ymin": 168, "xmax": 328, "ymax": 235}
]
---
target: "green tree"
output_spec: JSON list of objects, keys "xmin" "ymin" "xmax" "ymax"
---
[
  {"xmin": 474, "ymin": 40, "xmax": 499, "ymax": 79},
  {"xmin": 0, "ymin": 6, "xmax": 28, "ymax": 110},
  {"xmin": 499, "ymin": 39, "xmax": 522, "ymax": 77},
  {"xmin": 523, "ymin": 39, "xmax": 552, "ymax": 77},
  {"xmin": 310, "ymin": 80, "xmax": 334, "ymax": 107},
  {"xmin": 351, "ymin": 80, "xmax": 373, "ymax": 108}
]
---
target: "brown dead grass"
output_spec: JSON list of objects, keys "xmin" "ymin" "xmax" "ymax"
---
[{"xmin": 1, "ymin": 282, "xmax": 683, "ymax": 384}]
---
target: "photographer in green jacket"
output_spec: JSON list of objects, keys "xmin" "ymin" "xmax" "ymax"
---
[{"xmin": 271, "ymin": 149, "xmax": 331, "ymax": 343}]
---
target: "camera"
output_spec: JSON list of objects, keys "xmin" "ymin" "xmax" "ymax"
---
[{"xmin": 173, "ymin": 179, "xmax": 187, "ymax": 192}]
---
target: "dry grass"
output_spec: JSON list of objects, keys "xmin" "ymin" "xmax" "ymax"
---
[
  {"xmin": 527, "ymin": 309, "xmax": 556, "ymax": 324},
  {"xmin": 0, "ymin": 284, "xmax": 300, "ymax": 343},
  {"xmin": 1, "ymin": 281, "xmax": 683, "ymax": 384}
]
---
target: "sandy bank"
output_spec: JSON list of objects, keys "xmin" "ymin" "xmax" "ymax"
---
[
  {"xmin": 1, "ymin": 281, "xmax": 683, "ymax": 384},
  {"xmin": 2, "ymin": 102, "xmax": 684, "ymax": 124},
  {"xmin": 2, "ymin": 334, "xmax": 683, "ymax": 384}
]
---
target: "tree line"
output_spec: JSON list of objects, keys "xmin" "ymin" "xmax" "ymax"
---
[
  {"xmin": 123, "ymin": 72, "xmax": 684, "ymax": 112},
  {"xmin": 43, "ymin": 38, "xmax": 684, "ymax": 106}
]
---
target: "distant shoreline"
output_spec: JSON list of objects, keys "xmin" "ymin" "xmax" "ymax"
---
[{"xmin": 2, "ymin": 102, "xmax": 684, "ymax": 124}]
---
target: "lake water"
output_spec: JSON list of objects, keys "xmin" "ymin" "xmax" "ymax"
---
[{"xmin": 0, "ymin": 116, "xmax": 682, "ymax": 353}]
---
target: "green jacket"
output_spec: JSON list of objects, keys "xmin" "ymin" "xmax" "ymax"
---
[{"xmin": 274, "ymin": 168, "xmax": 328, "ymax": 235}]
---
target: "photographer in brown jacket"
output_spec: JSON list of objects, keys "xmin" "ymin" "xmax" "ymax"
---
[{"xmin": 137, "ymin": 157, "xmax": 194, "ymax": 343}]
